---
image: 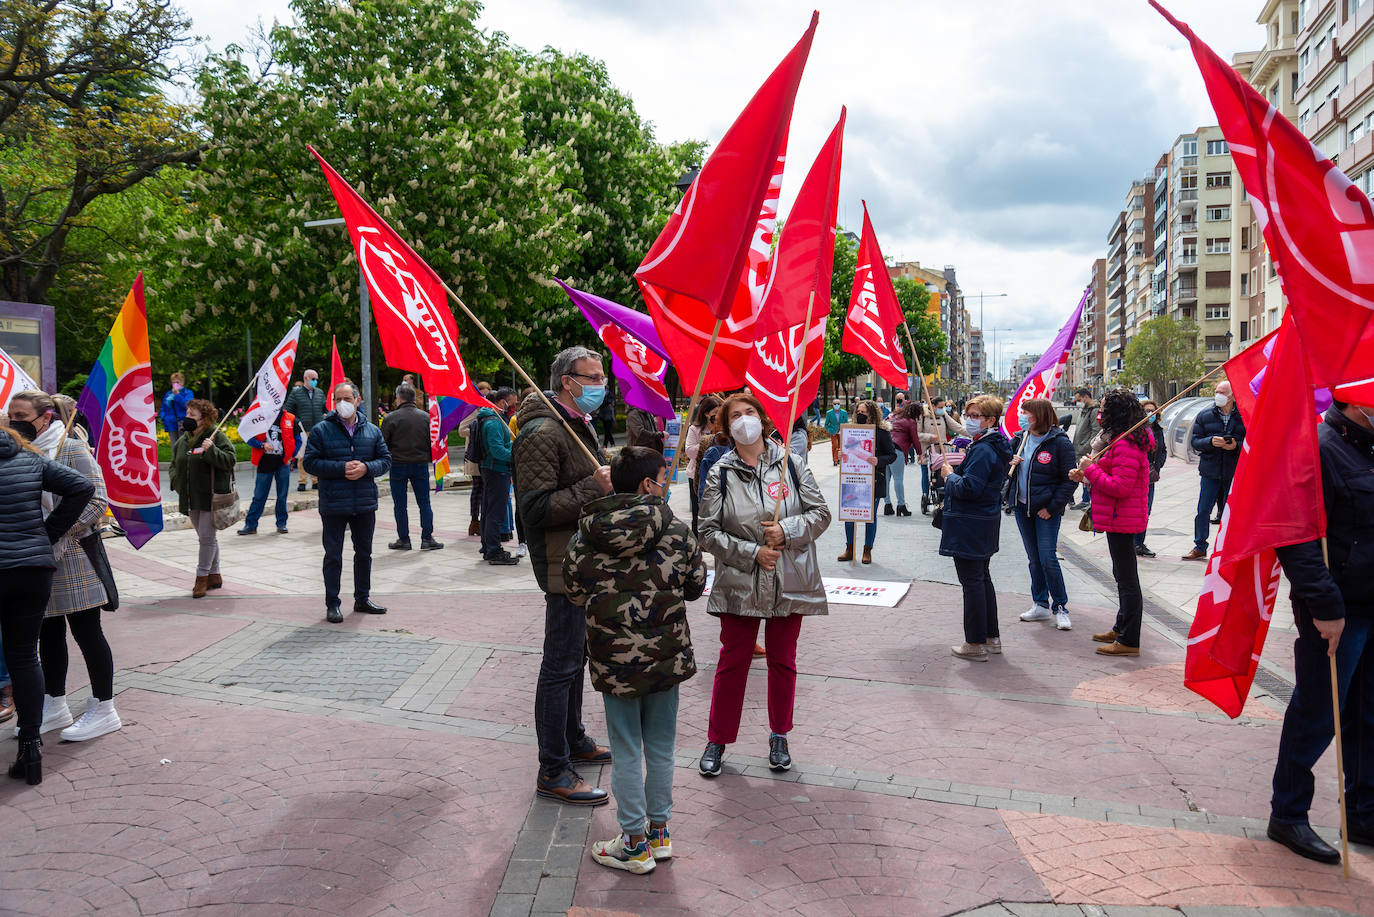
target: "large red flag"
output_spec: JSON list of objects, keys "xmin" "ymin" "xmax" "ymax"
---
[
  {"xmin": 327, "ymin": 335, "xmax": 344, "ymax": 411},
  {"xmin": 639, "ymin": 13, "xmax": 816, "ymax": 393},
  {"xmin": 840, "ymin": 203, "xmax": 908, "ymax": 389},
  {"xmin": 745, "ymin": 109, "xmax": 845, "ymax": 435},
  {"xmin": 1153, "ymin": 2, "xmax": 1374, "ymax": 388},
  {"xmin": 1185, "ymin": 316, "xmax": 1325, "ymax": 715},
  {"xmin": 309, "ymin": 146, "xmax": 488, "ymax": 409}
]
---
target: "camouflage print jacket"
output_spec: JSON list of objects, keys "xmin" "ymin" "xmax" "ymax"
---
[{"xmin": 563, "ymin": 493, "xmax": 707, "ymax": 698}]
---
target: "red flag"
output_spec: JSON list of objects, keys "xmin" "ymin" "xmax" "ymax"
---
[
  {"xmin": 840, "ymin": 203, "xmax": 908, "ymax": 389},
  {"xmin": 327, "ymin": 335, "xmax": 344, "ymax": 411},
  {"xmin": 1185, "ymin": 316, "xmax": 1325, "ymax": 715},
  {"xmin": 639, "ymin": 13, "xmax": 816, "ymax": 394},
  {"xmin": 1153, "ymin": 2, "xmax": 1374, "ymax": 388},
  {"xmin": 744, "ymin": 109, "xmax": 845, "ymax": 435},
  {"xmin": 309, "ymin": 146, "xmax": 488, "ymax": 408}
]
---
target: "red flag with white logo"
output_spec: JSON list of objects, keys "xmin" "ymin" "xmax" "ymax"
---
[
  {"xmin": 1184, "ymin": 316, "xmax": 1325, "ymax": 716},
  {"xmin": 238, "ymin": 320, "xmax": 302, "ymax": 443},
  {"xmin": 639, "ymin": 13, "xmax": 816, "ymax": 394},
  {"xmin": 745, "ymin": 109, "xmax": 844, "ymax": 435},
  {"xmin": 841, "ymin": 203, "xmax": 908, "ymax": 389},
  {"xmin": 0, "ymin": 342, "xmax": 38, "ymax": 411},
  {"xmin": 309, "ymin": 146, "xmax": 488, "ymax": 408},
  {"xmin": 327, "ymin": 335, "xmax": 345, "ymax": 411},
  {"xmin": 1153, "ymin": 2, "xmax": 1374, "ymax": 387}
]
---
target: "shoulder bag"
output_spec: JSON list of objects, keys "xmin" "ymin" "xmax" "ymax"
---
[{"xmin": 210, "ymin": 450, "xmax": 242, "ymax": 531}]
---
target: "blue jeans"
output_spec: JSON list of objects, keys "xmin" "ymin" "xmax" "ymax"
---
[
  {"xmin": 535, "ymin": 593, "xmax": 590, "ymax": 777},
  {"xmin": 390, "ymin": 462, "xmax": 434, "ymax": 541},
  {"xmin": 243, "ymin": 465, "xmax": 292, "ymax": 530},
  {"xmin": 1193, "ymin": 476, "xmax": 1223, "ymax": 552},
  {"xmin": 1272, "ymin": 611, "xmax": 1374, "ymax": 826},
  {"xmin": 886, "ymin": 457, "xmax": 906, "ymax": 506},
  {"xmin": 920, "ymin": 463, "xmax": 930, "ymax": 497},
  {"xmin": 1135, "ymin": 483, "xmax": 1156, "ymax": 547},
  {"xmin": 603, "ymin": 685, "xmax": 679, "ymax": 836},
  {"xmin": 1013, "ymin": 505, "xmax": 1068, "ymax": 610},
  {"xmin": 844, "ymin": 495, "xmax": 881, "ymax": 548}
]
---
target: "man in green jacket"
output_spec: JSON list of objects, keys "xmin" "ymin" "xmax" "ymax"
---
[
  {"xmin": 472, "ymin": 388, "xmax": 519, "ymax": 565},
  {"xmin": 285, "ymin": 369, "xmax": 328, "ymax": 492},
  {"xmin": 824, "ymin": 400, "xmax": 848, "ymax": 466}
]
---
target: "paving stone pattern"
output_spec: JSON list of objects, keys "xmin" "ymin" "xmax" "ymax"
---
[{"xmin": 211, "ymin": 626, "xmax": 438, "ymax": 704}]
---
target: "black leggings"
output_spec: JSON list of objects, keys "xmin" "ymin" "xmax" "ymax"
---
[
  {"xmin": 1105, "ymin": 532, "xmax": 1144, "ymax": 647},
  {"xmin": 0, "ymin": 567, "xmax": 55, "ymax": 741},
  {"xmin": 953, "ymin": 555, "xmax": 999, "ymax": 644},
  {"xmin": 40, "ymin": 607, "xmax": 114, "ymax": 701}
]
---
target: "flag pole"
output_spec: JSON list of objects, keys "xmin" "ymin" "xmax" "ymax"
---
[
  {"xmin": 665, "ymin": 317, "xmax": 724, "ymax": 501},
  {"xmin": 1320, "ymin": 535, "xmax": 1351, "ymax": 877},
  {"xmin": 903, "ymin": 321, "xmax": 948, "ymax": 464},
  {"xmin": 211, "ymin": 377, "xmax": 259, "ymax": 438},
  {"xmin": 1085, "ymin": 361, "xmax": 1228, "ymax": 465},
  {"xmin": 435, "ymin": 277, "xmax": 603, "ymax": 470},
  {"xmin": 772, "ymin": 293, "xmax": 817, "ymax": 523}
]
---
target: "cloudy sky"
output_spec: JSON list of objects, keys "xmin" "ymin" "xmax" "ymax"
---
[{"xmin": 179, "ymin": 0, "xmax": 1266, "ymax": 368}]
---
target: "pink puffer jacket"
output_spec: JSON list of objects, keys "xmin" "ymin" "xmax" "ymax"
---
[{"xmin": 1083, "ymin": 430, "xmax": 1152, "ymax": 534}]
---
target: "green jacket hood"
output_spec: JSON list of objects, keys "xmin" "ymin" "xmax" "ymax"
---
[{"xmin": 578, "ymin": 493, "xmax": 670, "ymax": 559}]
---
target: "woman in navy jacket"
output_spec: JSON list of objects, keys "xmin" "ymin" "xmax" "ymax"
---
[
  {"xmin": 938, "ymin": 394, "xmax": 1013, "ymax": 662},
  {"xmin": 1008, "ymin": 398, "xmax": 1078, "ymax": 631}
]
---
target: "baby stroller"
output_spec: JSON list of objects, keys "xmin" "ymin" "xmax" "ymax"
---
[{"xmin": 920, "ymin": 436, "xmax": 971, "ymax": 515}]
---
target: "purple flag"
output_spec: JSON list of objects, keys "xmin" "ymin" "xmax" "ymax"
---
[
  {"xmin": 1001, "ymin": 285, "xmax": 1090, "ymax": 438},
  {"xmin": 558, "ymin": 281, "xmax": 676, "ymax": 419}
]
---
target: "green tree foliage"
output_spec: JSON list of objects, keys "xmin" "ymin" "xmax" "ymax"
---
[
  {"xmin": 1119, "ymin": 316, "xmax": 1205, "ymax": 397},
  {"xmin": 0, "ymin": 0, "xmax": 203, "ymax": 305},
  {"xmin": 172, "ymin": 0, "xmax": 699, "ymax": 393}
]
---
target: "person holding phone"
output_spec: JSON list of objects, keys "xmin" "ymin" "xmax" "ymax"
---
[{"xmin": 1182, "ymin": 382, "xmax": 1245, "ymax": 561}]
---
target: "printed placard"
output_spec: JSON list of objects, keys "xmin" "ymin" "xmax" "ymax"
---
[
  {"xmin": 700, "ymin": 571, "xmax": 911, "ymax": 609},
  {"xmin": 663, "ymin": 414, "xmax": 683, "ymax": 481},
  {"xmin": 838, "ymin": 423, "xmax": 877, "ymax": 522}
]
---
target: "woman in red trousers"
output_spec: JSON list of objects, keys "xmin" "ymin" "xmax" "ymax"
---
[{"xmin": 1070, "ymin": 389, "xmax": 1152, "ymax": 657}]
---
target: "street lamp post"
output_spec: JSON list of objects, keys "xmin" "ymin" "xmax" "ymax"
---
[{"xmin": 304, "ymin": 217, "xmax": 375, "ymax": 423}]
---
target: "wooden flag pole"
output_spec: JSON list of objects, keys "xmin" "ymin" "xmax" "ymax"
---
[
  {"xmin": 772, "ymin": 292, "xmax": 817, "ymax": 523},
  {"xmin": 437, "ymin": 277, "xmax": 603, "ymax": 470},
  {"xmin": 664, "ymin": 317, "xmax": 724, "ymax": 502},
  {"xmin": 211, "ymin": 377, "xmax": 259, "ymax": 439},
  {"xmin": 1084, "ymin": 361, "xmax": 1228, "ymax": 465},
  {"xmin": 1319, "ymin": 535, "xmax": 1352, "ymax": 877},
  {"xmin": 903, "ymin": 322, "xmax": 948, "ymax": 466}
]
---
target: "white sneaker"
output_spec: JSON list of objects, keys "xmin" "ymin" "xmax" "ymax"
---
[
  {"xmin": 1020, "ymin": 605, "xmax": 1052, "ymax": 622},
  {"xmin": 15, "ymin": 694, "xmax": 72, "ymax": 737},
  {"xmin": 59, "ymin": 697, "xmax": 122, "ymax": 742},
  {"xmin": 516, "ymin": 543, "xmax": 528, "ymax": 558},
  {"xmin": 1054, "ymin": 610, "xmax": 1073, "ymax": 631}
]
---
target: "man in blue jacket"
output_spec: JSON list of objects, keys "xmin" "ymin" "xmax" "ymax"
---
[
  {"xmin": 473, "ymin": 388, "xmax": 520, "ymax": 566},
  {"xmin": 160, "ymin": 373, "xmax": 194, "ymax": 446},
  {"xmin": 302, "ymin": 383, "xmax": 392, "ymax": 623},
  {"xmin": 1182, "ymin": 381, "xmax": 1246, "ymax": 560},
  {"xmin": 1267, "ymin": 396, "xmax": 1374, "ymax": 865}
]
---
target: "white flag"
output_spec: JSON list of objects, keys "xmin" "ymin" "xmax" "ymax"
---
[
  {"xmin": 237, "ymin": 320, "xmax": 302, "ymax": 443},
  {"xmin": 0, "ymin": 343, "xmax": 39, "ymax": 411}
]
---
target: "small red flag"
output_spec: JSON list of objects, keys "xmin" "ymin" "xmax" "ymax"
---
[
  {"xmin": 841, "ymin": 203, "xmax": 908, "ymax": 389},
  {"xmin": 1153, "ymin": 2, "xmax": 1374, "ymax": 388},
  {"xmin": 1185, "ymin": 316, "xmax": 1325, "ymax": 715},
  {"xmin": 327, "ymin": 335, "xmax": 344, "ymax": 411},
  {"xmin": 745, "ymin": 109, "xmax": 845, "ymax": 436},
  {"xmin": 309, "ymin": 146, "xmax": 489, "ymax": 409},
  {"xmin": 639, "ymin": 13, "xmax": 817, "ymax": 394}
]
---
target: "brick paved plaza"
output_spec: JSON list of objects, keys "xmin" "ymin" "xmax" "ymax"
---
[{"xmin": 1, "ymin": 450, "xmax": 1366, "ymax": 916}]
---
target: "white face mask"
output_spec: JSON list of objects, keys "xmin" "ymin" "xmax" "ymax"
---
[
  {"xmin": 730, "ymin": 414, "xmax": 762, "ymax": 445},
  {"xmin": 335, "ymin": 400, "xmax": 357, "ymax": 420},
  {"xmin": 1214, "ymin": 393, "xmax": 1229, "ymax": 408},
  {"xmin": 965, "ymin": 416, "xmax": 983, "ymax": 434}
]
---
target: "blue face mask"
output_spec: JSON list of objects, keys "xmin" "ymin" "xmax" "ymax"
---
[
  {"xmin": 1148, "ymin": 413, "xmax": 1158, "ymax": 424},
  {"xmin": 572, "ymin": 382, "xmax": 605, "ymax": 414},
  {"xmin": 306, "ymin": 378, "xmax": 317, "ymax": 389},
  {"xmin": 965, "ymin": 416, "xmax": 982, "ymax": 434}
]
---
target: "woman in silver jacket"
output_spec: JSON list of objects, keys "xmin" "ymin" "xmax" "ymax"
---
[{"xmin": 696, "ymin": 393, "xmax": 831, "ymax": 778}]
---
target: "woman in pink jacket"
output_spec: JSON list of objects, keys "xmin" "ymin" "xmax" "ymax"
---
[{"xmin": 1069, "ymin": 390, "xmax": 1151, "ymax": 657}]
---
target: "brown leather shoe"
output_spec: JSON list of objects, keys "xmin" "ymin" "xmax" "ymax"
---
[
  {"xmin": 0, "ymin": 685, "xmax": 13, "ymax": 724},
  {"xmin": 536, "ymin": 770, "xmax": 609, "ymax": 806},
  {"xmin": 862, "ymin": 546, "xmax": 873, "ymax": 565},
  {"xmin": 1181, "ymin": 549, "xmax": 1207, "ymax": 561},
  {"xmin": 206, "ymin": 573, "xmax": 223, "ymax": 589},
  {"xmin": 192, "ymin": 576, "xmax": 208, "ymax": 599},
  {"xmin": 837, "ymin": 545, "xmax": 854, "ymax": 562},
  {"xmin": 1092, "ymin": 629, "xmax": 1119, "ymax": 644},
  {"xmin": 1096, "ymin": 642, "xmax": 1140, "ymax": 657},
  {"xmin": 571, "ymin": 744, "xmax": 612, "ymax": 764}
]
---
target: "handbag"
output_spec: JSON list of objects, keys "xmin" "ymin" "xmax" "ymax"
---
[
  {"xmin": 210, "ymin": 460, "xmax": 242, "ymax": 531},
  {"xmin": 1078, "ymin": 506, "xmax": 1093, "ymax": 532},
  {"xmin": 78, "ymin": 530, "xmax": 120, "ymax": 612}
]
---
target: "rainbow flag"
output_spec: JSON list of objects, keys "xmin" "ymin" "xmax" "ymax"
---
[
  {"xmin": 77, "ymin": 274, "xmax": 163, "ymax": 548},
  {"xmin": 429, "ymin": 396, "xmax": 469, "ymax": 490}
]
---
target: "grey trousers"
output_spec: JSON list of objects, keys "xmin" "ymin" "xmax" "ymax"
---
[{"xmin": 188, "ymin": 510, "xmax": 221, "ymax": 576}]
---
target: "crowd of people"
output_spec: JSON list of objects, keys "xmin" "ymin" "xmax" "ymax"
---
[{"xmin": 2, "ymin": 350, "xmax": 1369, "ymax": 877}]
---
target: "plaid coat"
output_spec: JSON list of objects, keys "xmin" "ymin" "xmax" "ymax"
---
[{"xmin": 46, "ymin": 435, "xmax": 110, "ymax": 617}]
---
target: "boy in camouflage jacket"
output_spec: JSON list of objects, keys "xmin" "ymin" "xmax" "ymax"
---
[{"xmin": 564, "ymin": 446, "xmax": 707, "ymax": 874}]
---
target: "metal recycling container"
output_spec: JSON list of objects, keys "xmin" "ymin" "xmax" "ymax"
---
[{"xmin": 1159, "ymin": 397, "xmax": 1212, "ymax": 464}]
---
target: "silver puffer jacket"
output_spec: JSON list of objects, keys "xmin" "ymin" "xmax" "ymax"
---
[{"xmin": 698, "ymin": 440, "xmax": 831, "ymax": 619}]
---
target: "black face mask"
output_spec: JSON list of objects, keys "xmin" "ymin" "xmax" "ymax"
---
[
  {"xmin": 855, "ymin": 413, "xmax": 868, "ymax": 424},
  {"xmin": 9, "ymin": 420, "xmax": 37, "ymax": 441},
  {"xmin": 181, "ymin": 417, "xmax": 198, "ymax": 433}
]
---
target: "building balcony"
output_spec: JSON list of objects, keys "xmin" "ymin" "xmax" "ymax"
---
[
  {"xmin": 1176, "ymin": 154, "xmax": 1198, "ymax": 168},
  {"xmin": 1173, "ymin": 282, "xmax": 1198, "ymax": 302},
  {"xmin": 1175, "ymin": 219, "xmax": 1198, "ymax": 234},
  {"xmin": 1175, "ymin": 253, "xmax": 1198, "ymax": 267},
  {"xmin": 1340, "ymin": 0, "xmax": 1374, "ymax": 60},
  {"xmin": 1337, "ymin": 59, "xmax": 1374, "ymax": 119},
  {"xmin": 1338, "ymin": 130, "xmax": 1374, "ymax": 176},
  {"xmin": 1308, "ymin": 96, "xmax": 1341, "ymax": 138}
]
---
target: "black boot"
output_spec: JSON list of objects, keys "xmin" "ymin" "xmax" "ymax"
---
[
  {"xmin": 896, "ymin": 504, "xmax": 911, "ymax": 516},
  {"xmin": 8, "ymin": 736, "xmax": 41, "ymax": 786},
  {"xmin": 883, "ymin": 504, "xmax": 895, "ymax": 516}
]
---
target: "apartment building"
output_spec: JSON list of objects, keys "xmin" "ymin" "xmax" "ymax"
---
[
  {"xmin": 969, "ymin": 329, "xmax": 985, "ymax": 386},
  {"xmin": 887, "ymin": 261, "xmax": 969, "ymax": 387}
]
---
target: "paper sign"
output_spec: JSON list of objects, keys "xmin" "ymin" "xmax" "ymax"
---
[
  {"xmin": 838, "ymin": 423, "xmax": 876, "ymax": 522},
  {"xmin": 700, "ymin": 570, "xmax": 910, "ymax": 608},
  {"xmin": 663, "ymin": 414, "xmax": 683, "ymax": 482}
]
